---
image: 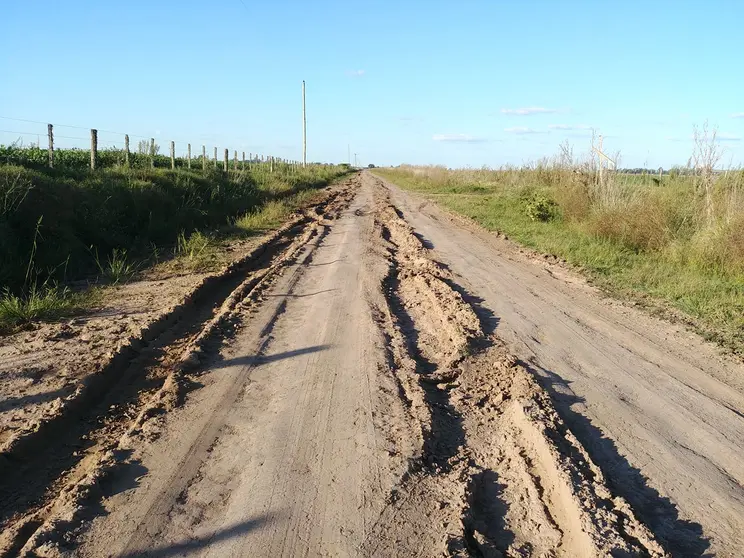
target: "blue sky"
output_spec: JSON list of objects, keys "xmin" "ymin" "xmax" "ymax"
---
[{"xmin": 2, "ymin": 0, "xmax": 743, "ymax": 168}]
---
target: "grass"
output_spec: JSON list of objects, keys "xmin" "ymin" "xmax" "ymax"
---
[
  {"xmin": 0, "ymin": 285, "xmax": 83, "ymax": 332},
  {"xmin": 376, "ymin": 165, "xmax": 744, "ymax": 354},
  {"xmin": 0, "ymin": 154, "xmax": 348, "ymax": 331}
]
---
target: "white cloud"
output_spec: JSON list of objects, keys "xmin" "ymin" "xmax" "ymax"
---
[
  {"xmin": 730, "ymin": 112, "xmax": 744, "ymax": 118},
  {"xmin": 718, "ymin": 132, "xmax": 741, "ymax": 141},
  {"xmin": 504, "ymin": 127, "xmax": 541, "ymax": 134},
  {"xmin": 346, "ymin": 69, "xmax": 365, "ymax": 77},
  {"xmin": 548, "ymin": 124, "xmax": 592, "ymax": 130},
  {"xmin": 501, "ymin": 107, "xmax": 559, "ymax": 115},
  {"xmin": 667, "ymin": 133, "xmax": 741, "ymax": 142},
  {"xmin": 432, "ymin": 134, "xmax": 486, "ymax": 143}
]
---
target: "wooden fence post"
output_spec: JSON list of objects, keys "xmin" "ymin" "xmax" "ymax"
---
[
  {"xmin": 202, "ymin": 145, "xmax": 206, "ymax": 171},
  {"xmin": 214, "ymin": 147, "xmax": 218, "ymax": 169},
  {"xmin": 233, "ymin": 150, "xmax": 238, "ymax": 172},
  {"xmin": 249, "ymin": 153, "xmax": 252, "ymax": 168},
  {"xmin": 150, "ymin": 138, "xmax": 155, "ymax": 168},
  {"xmin": 242, "ymin": 151, "xmax": 245, "ymax": 170},
  {"xmin": 223, "ymin": 149, "xmax": 228, "ymax": 171},
  {"xmin": 170, "ymin": 141, "xmax": 175, "ymax": 169},
  {"xmin": 187, "ymin": 144, "xmax": 191, "ymax": 169},
  {"xmin": 270, "ymin": 156, "xmax": 274, "ymax": 173},
  {"xmin": 124, "ymin": 134, "xmax": 129, "ymax": 167},
  {"xmin": 90, "ymin": 129, "xmax": 98, "ymax": 170},
  {"xmin": 47, "ymin": 124, "xmax": 54, "ymax": 168}
]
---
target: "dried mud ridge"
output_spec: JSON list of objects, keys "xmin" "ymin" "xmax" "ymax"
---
[
  {"xmin": 0, "ymin": 177, "xmax": 360, "ymax": 557},
  {"xmin": 361, "ymin": 183, "xmax": 667, "ymax": 557}
]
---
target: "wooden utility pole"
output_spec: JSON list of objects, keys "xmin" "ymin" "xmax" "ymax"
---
[
  {"xmin": 187, "ymin": 143, "xmax": 191, "ymax": 169},
  {"xmin": 170, "ymin": 141, "xmax": 175, "ymax": 169},
  {"xmin": 302, "ymin": 80, "xmax": 307, "ymax": 168},
  {"xmin": 47, "ymin": 124, "xmax": 54, "ymax": 168},
  {"xmin": 150, "ymin": 138, "xmax": 155, "ymax": 168},
  {"xmin": 214, "ymin": 147, "xmax": 218, "ymax": 169},
  {"xmin": 202, "ymin": 145, "xmax": 206, "ymax": 171},
  {"xmin": 124, "ymin": 134, "xmax": 129, "ymax": 166},
  {"xmin": 90, "ymin": 129, "xmax": 98, "ymax": 170}
]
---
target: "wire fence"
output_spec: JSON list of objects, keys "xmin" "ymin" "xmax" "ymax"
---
[{"xmin": 0, "ymin": 116, "xmax": 308, "ymax": 173}]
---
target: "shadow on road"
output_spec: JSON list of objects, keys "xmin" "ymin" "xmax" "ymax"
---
[
  {"xmin": 520, "ymin": 358, "xmax": 712, "ymax": 558},
  {"xmin": 212, "ymin": 345, "xmax": 332, "ymax": 370},
  {"xmin": 118, "ymin": 515, "xmax": 274, "ymax": 558}
]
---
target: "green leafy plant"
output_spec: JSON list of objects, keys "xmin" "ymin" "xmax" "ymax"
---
[
  {"xmin": 525, "ymin": 193, "xmax": 558, "ymax": 222},
  {"xmin": 93, "ymin": 247, "xmax": 139, "ymax": 284}
]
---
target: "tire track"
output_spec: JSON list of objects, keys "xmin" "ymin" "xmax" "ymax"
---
[{"xmin": 361, "ymin": 179, "xmax": 666, "ymax": 557}]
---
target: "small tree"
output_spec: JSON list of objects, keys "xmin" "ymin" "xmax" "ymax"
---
[
  {"xmin": 690, "ymin": 122, "xmax": 722, "ymax": 227},
  {"xmin": 137, "ymin": 139, "xmax": 160, "ymax": 155}
]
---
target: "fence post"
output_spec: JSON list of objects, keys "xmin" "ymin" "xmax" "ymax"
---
[
  {"xmin": 270, "ymin": 156, "xmax": 274, "ymax": 173},
  {"xmin": 249, "ymin": 153, "xmax": 252, "ymax": 168},
  {"xmin": 47, "ymin": 124, "xmax": 54, "ymax": 168},
  {"xmin": 170, "ymin": 141, "xmax": 175, "ymax": 169},
  {"xmin": 214, "ymin": 147, "xmax": 218, "ymax": 169},
  {"xmin": 187, "ymin": 144, "xmax": 191, "ymax": 169},
  {"xmin": 124, "ymin": 134, "xmax": 129, "ymax": 167},
  {"xmin": 90, "ymin": 129, "xmax": 98, "ymax": 170},
  {"xmin": 202, "ymin": 145, "xmax": 206, "ymax": 171},
  {"xmin": 150, "ymin": 138, "xmax": 155, "ymax": 168},
  {"xmin": 233, "ymin": 150, "xmax": 238, "ymax": 172},
  {"xmin": 242, "ymin": 151, "xmax": 245, "ymax": 170},
  {"xmin": 223, "ymin": 148, "xmax": 228, "ymax": 171}
]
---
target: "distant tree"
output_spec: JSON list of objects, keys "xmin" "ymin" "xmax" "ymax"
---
[
  {"xmin": 137, "ymin": 139, "xmax": 160, "ymax": 155},
  {"xmin": 368, "ymin": 164, "xmax": 375, "ymax": 168}
]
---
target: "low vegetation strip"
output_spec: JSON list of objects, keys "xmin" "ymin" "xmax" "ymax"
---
[
  {"xmin": 375, "ymin": 166, "xmax": 744, "ymax": 354},
  {"xmin": 0, "ymin": 154, "xmax": 348, "ymax": 330}
]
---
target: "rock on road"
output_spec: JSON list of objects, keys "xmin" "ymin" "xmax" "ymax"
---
[{"xmin": 70, "ymin": 171, "xmax": 743, "ymax": 558}]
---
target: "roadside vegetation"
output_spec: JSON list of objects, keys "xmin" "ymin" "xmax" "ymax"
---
[
  {"xmin": 376, "ymin": 132, "xmax": 744, "ymax": 353},
  {"xmin": 0, "ymin": 146, "xmax": 348, "ymax": 331}
]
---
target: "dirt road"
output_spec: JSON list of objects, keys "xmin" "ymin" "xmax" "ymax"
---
[{"xmin": 2, "ymin": 171, "xmax": 742, "ymax": 557}]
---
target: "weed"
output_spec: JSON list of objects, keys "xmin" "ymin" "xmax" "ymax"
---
[
  {"xmin": 93, "ymin": 248, "xmax": 139, "ymax": 284},
  {"xmin": 0, "ymin": 284, "xmax": 78, "ymax": 331},
  {"xmin": 176, "ymin": 230, "xmax": 210, "ymax": 261}
]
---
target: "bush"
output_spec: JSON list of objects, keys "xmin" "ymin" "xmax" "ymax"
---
[{"xmin": 525, "ymin": 193, "xmax": 558, "ymax": 222}]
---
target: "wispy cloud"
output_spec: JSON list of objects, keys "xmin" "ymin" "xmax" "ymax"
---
[
  {"xmin": 548, "ymin": 124, "xmax": 592, "ymax": 130},
  {"xmin": 504, "ymin": 127, "xmax": 542, "ymax": 134},
  {"xmin": 667, "ymin": 133, "xmax": 741, "ymax": 142},
  {"xmin": 718, "ymin": 132, "xmax": 741, "ymax": 141},
  {"xmin": 432, "ymin": 133, "xmax": 486, "ymax": 143},
  {"xmin": 730, "ymin": 112, "xmax": 744, "ymax": 118},
  {"xmin": 346, "ymin": 69, "xmax": 365, "ymax": 77},
  {"xmin": 501, "ymin": 107, "xmax": 560, "ymax": 116}
]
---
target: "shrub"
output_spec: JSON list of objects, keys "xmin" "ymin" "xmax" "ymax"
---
[{"xmin": 525, "ymin": 193, "xmax": 558, "ymax": 222}]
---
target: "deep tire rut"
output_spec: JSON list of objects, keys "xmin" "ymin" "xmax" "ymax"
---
[{"xmin": 361, "ymin": 176, "xmax": 666, "ymax": 557}]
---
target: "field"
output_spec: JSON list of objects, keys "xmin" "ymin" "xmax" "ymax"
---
[
  {"xmin": 375, "ymin": 164, "xmax": 744, "ymax": 354},
  {"xmin": 0, "ymin": 145, "xmax": 348, "ymax": 330}
]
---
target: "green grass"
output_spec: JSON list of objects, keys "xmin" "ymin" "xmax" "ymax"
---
[
  {"xmin": 0, "ymin": 285, "xmax": 83, "ymax": 333},
  {"xmin": 376, "ymin": 167, "xmax": 744, "ymax": 354}
]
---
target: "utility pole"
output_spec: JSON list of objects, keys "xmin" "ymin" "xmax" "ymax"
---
[
  {"xmin": 347, "ymin": 144, "xmax": 350, "ymax": 165},
  {"xmin": 354, "ymin": 153, "xmax": 357, "ymax": 167},
  {"xmin": 302, "ymin": 80, "xmax": 307, "ymax": 168}
]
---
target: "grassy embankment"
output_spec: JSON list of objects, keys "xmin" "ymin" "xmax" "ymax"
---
[
  {"xmin": 0, "ymin": 145, "xmax": 349, "ymax": 330},
  {"xmin": 376, "ymin": 165, "xmax": 744, "ymax": 353}
]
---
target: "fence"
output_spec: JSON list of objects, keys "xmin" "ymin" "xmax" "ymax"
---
[{"xmin": 0, "ymin": 116, "xmax": 308, "ymax": 173}]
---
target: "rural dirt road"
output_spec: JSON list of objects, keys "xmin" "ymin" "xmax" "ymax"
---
[{"xmin": 2, "ymin": 171, "xmax": 742, "ymax": 557}]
